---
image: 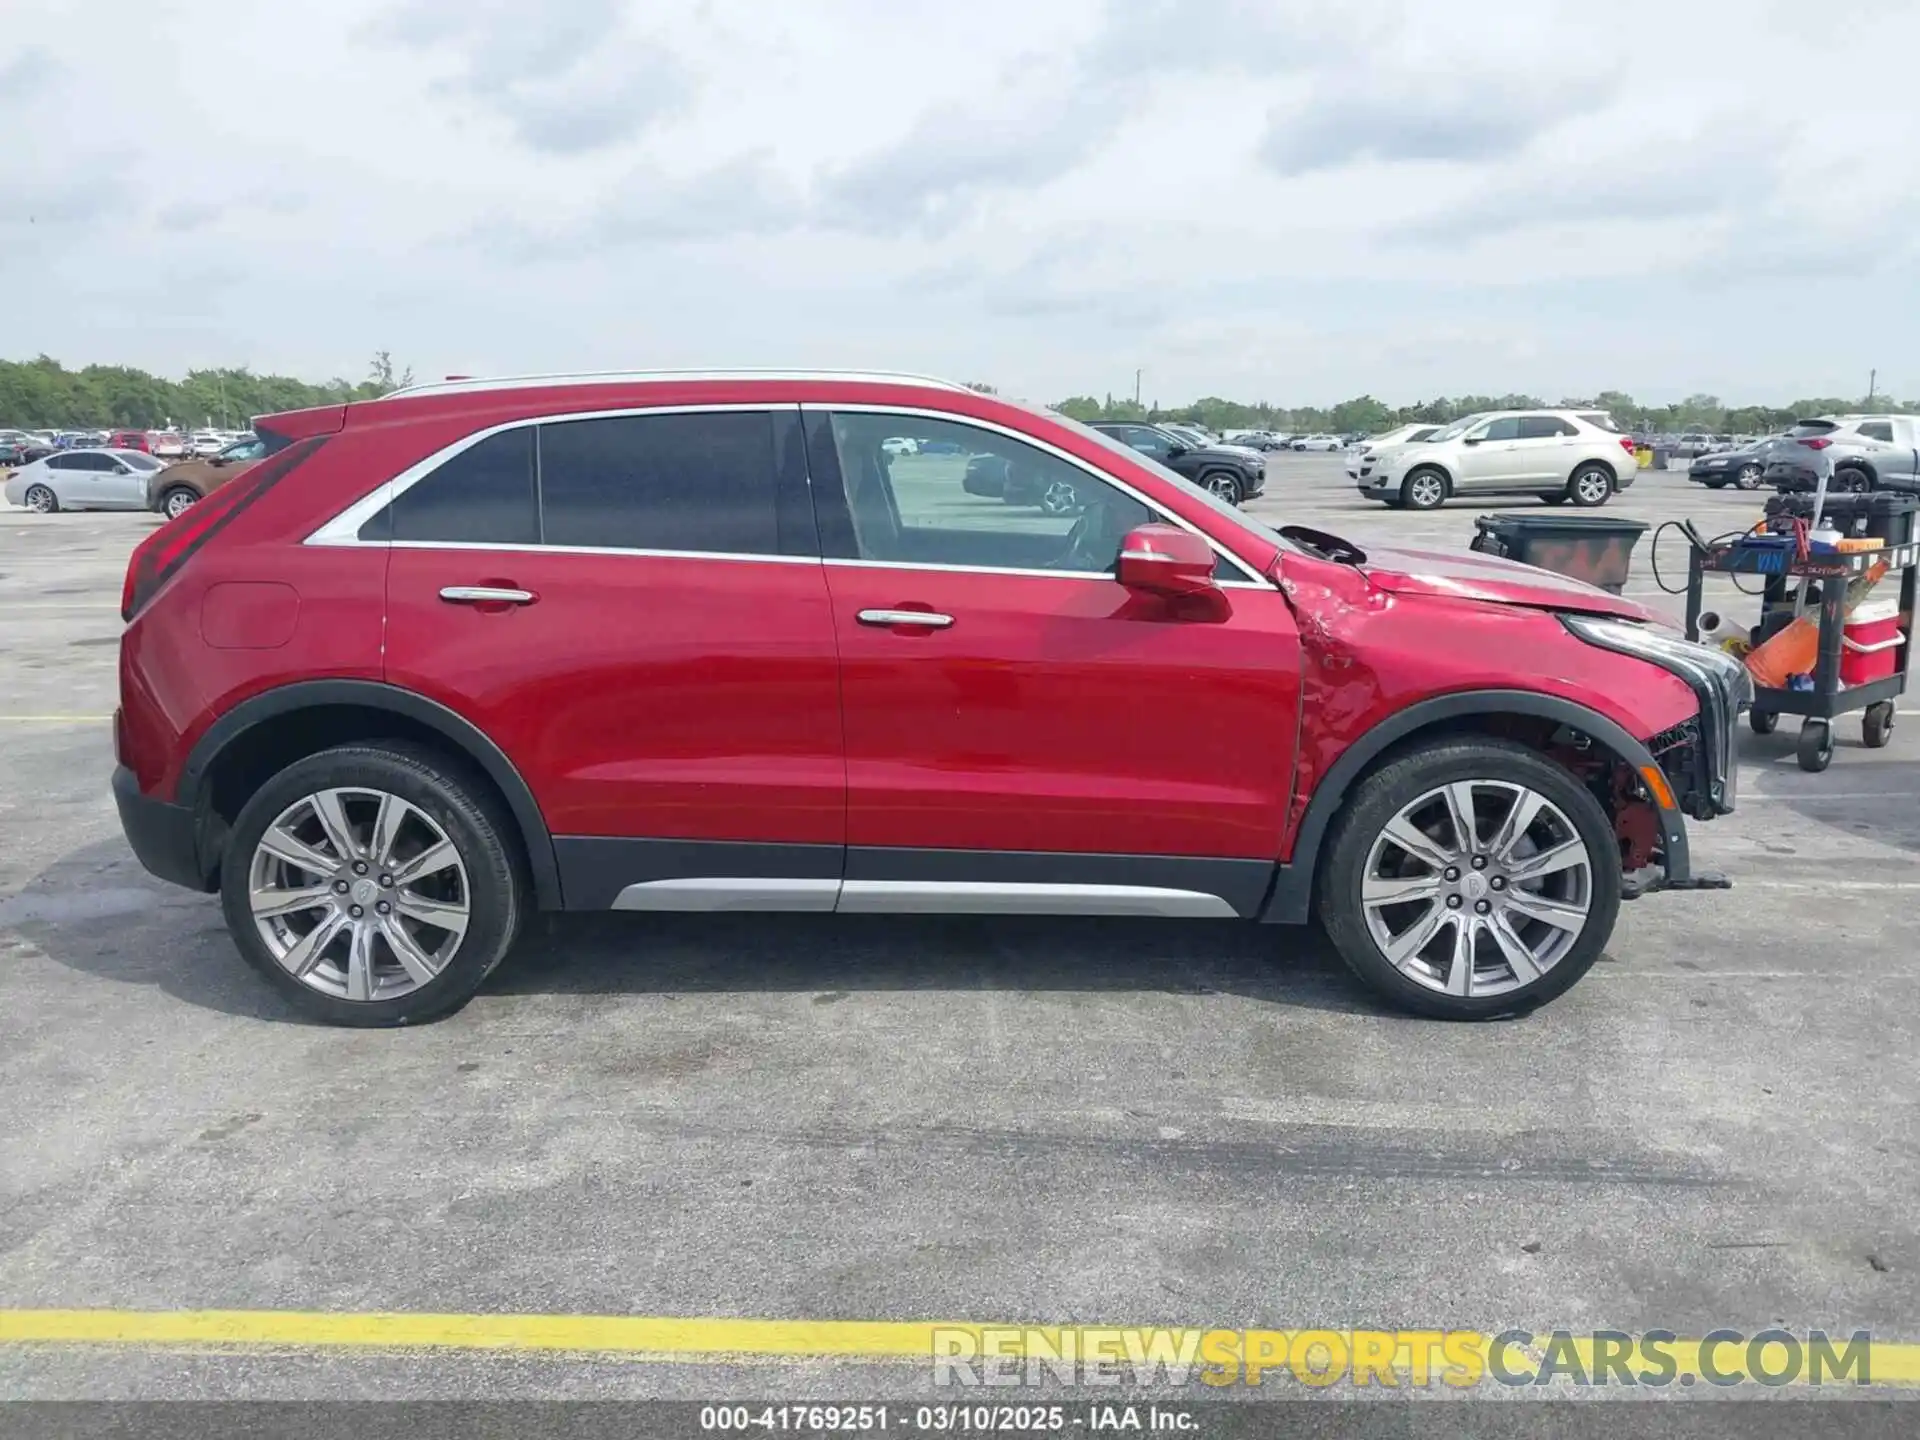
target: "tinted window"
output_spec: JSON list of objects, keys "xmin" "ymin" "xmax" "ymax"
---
[
  {"xmin": 1786, "ymin": 421, "xmax": 1838, "ymax": 437},
  {"xmin": 74, "ymin": 453, "xmax": 119, "ymax": 472},
  {"xmin": 1857, "ymin": 421, "xmax": 1894, "ymax": 442},
  {"xmin": 1476, "ymin": 418, "xmax": 1524, "ymax": 441},
  {"xmin": 381, "ymin": 427, "xmax": 538, "ymax": 545},
  {"xmin": 829, "ymin": 412, "xmax": 1151, "ymax": 574},
  {"xmin": 45, "ymin": 454, "xmax": 79, "ymax": 470},
  {"xmin": 1517, "ymin": 417, "xmax": 1576, "ymax": 439},
  {"xmin": 537, "ymin": 411, "xmax": 778, "ymax": 555}
]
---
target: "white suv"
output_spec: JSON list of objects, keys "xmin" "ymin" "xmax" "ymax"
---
[
  {"xmin": 1355, "ymin": 410, "xmax": 1639, "ymax": 510},
  {"xmin": 1760, "ymin": 414, "xmax": 1920, "ymax": 494}
]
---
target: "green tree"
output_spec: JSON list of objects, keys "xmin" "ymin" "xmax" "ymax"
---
[{"xmin": 1329, "ymin": 395, "xmax": 1393, "ymax": 434}]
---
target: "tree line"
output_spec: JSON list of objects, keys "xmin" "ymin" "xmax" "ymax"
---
[
  {"xmin": 1052, "ymin": 389, "xmax": 1913, "ymax": 436},
  {"xmin": 0, "ymin": 353, "xmax": 413, "ymax": 430},
  {"xmin": 3, "ymin": 353, "xmax": 1906, "ymax": 437}
]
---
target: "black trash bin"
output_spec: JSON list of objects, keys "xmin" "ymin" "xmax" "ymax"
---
[{"xmin": 1469, "ymin": 513, "xmax": 1651, "ymax": 594}]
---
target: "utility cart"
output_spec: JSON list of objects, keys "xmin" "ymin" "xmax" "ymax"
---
[{"xmin": 1683, "ymin": 537, "xmax": 1916, "ymax": 772}]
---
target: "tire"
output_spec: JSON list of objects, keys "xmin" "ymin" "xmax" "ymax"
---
[
  {"xmin": 1567, "ymin": 464, "xmax": 1614, "ymax": 508},
  {"xmin": 160, "ymin": 486, "xmax": 198, "ymax": 520},
  {"xmin": 1400, "ymin": 468, "xmax": 1448, "ymax": 511},
  {"xmin": 1835, "ymin": 467, "xmax": 1872, "ymax": 495},
  {"xmin": 219, "ymin": 742, "xmax": 528, "ymax": 1027},
  {"xmin": 1541, "ymin": 494, "xmax": 1569, "ymax": 505},
  {"xmin": 24, "ymin": 484, "xmax": 58, "ymax": 514},
  {"xmin": 1316, "ymin": 738, "xmax": 1620, "ymax": 1020},
  {"xmin": 1796, "ymin": 720, "xmax": 1833, "ymax": 773},
  {"xmin": 1749, "ymin": 709, "xmax": 1779, "ymax": 736},
  {"xmin": 1733, "ymin": 465, "xmax": 1762, "ymax": 491},
  {"xmin": 1863, "ymin": 702, "xmax": 1895, "ymax": 749},
  {"xmin": 1702, "ymin": 481, "xmax": 1726, "ymax": 490},
  {"xmin": 1199, "ymin": 470, "xmax": 1242, "ymax": 506}
]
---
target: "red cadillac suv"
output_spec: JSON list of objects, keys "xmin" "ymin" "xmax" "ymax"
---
[{"xmin": 113, "ymin": 371, "xmax": 1749, "ymax": 1026}]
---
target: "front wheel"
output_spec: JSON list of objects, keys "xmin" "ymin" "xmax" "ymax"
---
[
  {"xmin": 1733, "ymin": 465, "xmax": 1762, "ymax": 491},
  {"xmin": 220, "ymin": 743, "xmax": 527, "ymax": 1026},
  {"xmin": 160, "ymin": 486, "xmax": 198, "ymax": 519},
  {"xmin": 1567, "ymin": 464, "xmax": 1614, "ymax": 507},
  {"xmin": 24, "ymin": 484, "xmax": 58, "ymax": 514},
  {"xmin": 1316, "ymin": 739, "xmax": 1619, "ymax": 1019},
  {"xmin": 1401, "ymin": 468, "xmax": 1447, "ymax": 511},
  {"xmin": 1200, "ymin": 470, "xmax": 1243, "ymax": 506}
]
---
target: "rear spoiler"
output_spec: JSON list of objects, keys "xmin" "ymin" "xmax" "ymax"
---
[{"xmin": 253, "ymin": 404, "xmax": 347, "ymax": 455}]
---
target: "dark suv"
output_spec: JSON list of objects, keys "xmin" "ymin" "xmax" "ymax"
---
[
  {"xmin": 1089, "ymin": 423, "xmax": 1266, "ymax": 505},
  {"xmin": 114, "ymin": 370, "xmax": 1746, "ymax": 1027}
]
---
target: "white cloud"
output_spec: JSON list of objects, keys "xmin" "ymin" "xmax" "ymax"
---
[{"xmin": 0, "ymin": 0, "xmax": 1917, "ymax": 405}]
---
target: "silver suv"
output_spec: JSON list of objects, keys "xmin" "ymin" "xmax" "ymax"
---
[
  {"xmin": 1355, "ymin": 409, "xmax": 1638, "ymax": 510},
  {"xmin": 1760, "ymin": 414, "xmax": 1920, "ymax": 494}
]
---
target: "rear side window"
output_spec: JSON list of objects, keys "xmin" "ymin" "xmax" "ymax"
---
[
  {"xmin": 537, "ymin": 412, "xmax": 778, "ymax": 555},
  {"xmin": 1576, "ymin": 412, "xmax": 1621, "ymax": 433},
  {"xmin": 1518, "ymin": 417, "xmax": 1577, "ymax": 439},
  {"xmin": 376, "ymin": 427, "xmax": 538, "ymax": 545},
  {"xmin": 1857, "ymin": 421, "xmax": 1894, "ymax": 442}
]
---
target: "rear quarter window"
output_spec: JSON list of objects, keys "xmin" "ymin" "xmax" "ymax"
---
[{"xmin": 368, "ymin": 427, "xmax": 538, "ymax": 545}]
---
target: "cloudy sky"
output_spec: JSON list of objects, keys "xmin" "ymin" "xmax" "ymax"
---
[{"xmin": 4, "ymin": 0, "xmax": 1917, "ymax": 407}]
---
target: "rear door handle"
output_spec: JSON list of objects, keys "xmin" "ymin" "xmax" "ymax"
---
[
  {"xmin": 857, "ymin": 608, "xmax": 953, "ymax": 629},
  {"xmin": 439, "ymin": 586, "xmax": 537, "ymax": 606}
]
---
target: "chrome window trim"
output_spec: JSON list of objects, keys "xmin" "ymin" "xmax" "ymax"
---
[
  {"xmin": 814, "ymin": 403, "xmax": 1272, "ymax": 586},
  {"xmin": 823, "ymin": 556, "xmax": 1269, "ymax": 589},
  {"xmin": 303, "ymin": 402, "xmax": 800, "ymax": 548},
  {"xmin": 384, "ymin": 539, "xmax": 821, "ymax": 566}
]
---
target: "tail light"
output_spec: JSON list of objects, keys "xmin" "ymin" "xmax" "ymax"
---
[
  {"xmin": 120, "ymin": 439, "xmax": 323, "ymax": 621},
  {"xmin": 1797, "ymin": 437, "xmax": 1832, "ymax": 450},
  {"xmin": 1618, "ymin": 436, "xmax": 1637, "ymax": 455}
]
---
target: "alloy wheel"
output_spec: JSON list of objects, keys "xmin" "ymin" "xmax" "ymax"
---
[
  {"xmin": 1408, "ymin": 474, "xmax": 1444, "ymax": 508},
  {"xmin": 1575, "ymin": 471, "xmax": 1611, "ymax": 504},
  {"xmin": 1039, "ymin": 479, "xmax": 1081, "ymax": 516},
  {"xmin": 25, "ymin": 485, "xmax": 55, "ymax": 513},
  {"xmin": 164, "ymin": 489, "xmax": 197, "ymax": 519},
  {"xmin": 1360, "ymin": 780, "xmax": 1593, "ymax": 998},
  {"xmin": 247, "ymin": 787, "xmax": 471, "ymax": 1002},
  {"xmin": 1734, "ymin": 465, "xmax": 1761, "ymax": 490},
  {"xmin": 1205, "ymin": 473, "xmax": 1241, "ymax": 502}
]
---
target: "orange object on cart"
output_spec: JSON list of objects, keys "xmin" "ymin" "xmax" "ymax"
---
[{"xmin": 1743, "ymin": 559, "xmax": 1891, "ymax": 689}]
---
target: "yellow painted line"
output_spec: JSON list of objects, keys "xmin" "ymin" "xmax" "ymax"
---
[
  {"xmin": 0, "ymin": 1309, "xmax": 953, "ymax": 1359},
  {"xmin": 2, "ymin": 1311, "xmax": 1919, "ymax": 1388}
]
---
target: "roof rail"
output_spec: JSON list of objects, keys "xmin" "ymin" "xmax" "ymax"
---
[{"xmin": 378, "ymin": 369, "xmax": 975, "ymax": 402}]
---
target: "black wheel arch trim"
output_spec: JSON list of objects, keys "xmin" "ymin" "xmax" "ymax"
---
[
  {"xmin": 178, "ymin": 679, "xmax": 563, "ymax": 909},
  {"xmin": 1259, "ymin": 688, "xmax": 1688, "ymax": 924}
]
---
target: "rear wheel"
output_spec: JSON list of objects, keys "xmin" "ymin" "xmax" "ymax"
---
[
  {"xmin": 1863, "ymin": 702, "xmax": 1895, "ymax": 749},
  {"xmin": 1567, "ymin": 463, "xmax": 1614, "ymax": 507},
  {"xmin": 1401, "ymin": 468, "xmax": 1448, "ymax": 511},
  {"xmin": 220, "ymin": 743, "xmax": 527, "ymax": 1027},
  {"xmin": 160, "ymin": 486, "xmax": 199, "ymax": 519},
  {"xmin": 1733, "ymin": 465, "xmax": 1762, "ymax": 491},
  {"xmin": 1317, "ymin": 739, "xmax": 1619, "ymax": 1019},
  {"xmin": 24, "ymin": 484, "xmax": 58, "ymax": 514},
  {"xmin": 1835, "ymin": 467, "xmax": 1872, "ymax": 494},
  {"xmin": 1749, "ymin": 709, "xmax": 1779, "ymax": 736},
  {"xmin": 1796, "ymin": 720, "xmax": 1834, "ymax": 772}
]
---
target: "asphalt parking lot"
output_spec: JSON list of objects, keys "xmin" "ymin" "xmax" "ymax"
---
[{"xmin": 2, "ymin": 457, "xmax": 1917, "ymax": 1402}]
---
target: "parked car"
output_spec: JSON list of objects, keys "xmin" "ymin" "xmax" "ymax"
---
[
  {"xmin": 1088, "ymin": 422, "xmax": 1266, "ymax": 504},
  {"xmin": 1356, "ymin": 410, "xmax": 1639, "ymax": 510},
  {"xmin": 1287, "ymin": 434, "xmax": 1340, "ymax": 452},
  {"xmin": 106, "ymin": 430, "xmax": 154, "ymax": 453},
  {"xmin": 111, "ymin": 368, "xmax": 1747, "ymax": 1027},
  {"xmin": 3, "ymin": 448, "xmax": 165, "ymax": 512},
  {"xmin": 148, "ymin": 433, "xmax": 266, "ymax": 517},
  {"xmin": 1760, "ymin": 415, "xmax": 1920, "ymax": 495},
  {"xmin": 1686, "ymin": 436, "xmax": 1780, "ymax": 491},
  {"xmin": 0, "ymin": 439, "xmax": 54, "ymax": 468},
  {"xmin": 151, "ymin": 431, "xmax": 188, "ymax": 458},
  {"xmin": 1344, "ymin": 424, "xmax": 1441, "ymax": 479},
  {"xmin": 188, "ymin": 430, "xmax": 229, "ymax": 457}
]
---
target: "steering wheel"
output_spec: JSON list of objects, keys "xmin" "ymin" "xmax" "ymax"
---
[{"xmin": 1053, "ymin": 492, "xmax": 1140, "ymax": 573}]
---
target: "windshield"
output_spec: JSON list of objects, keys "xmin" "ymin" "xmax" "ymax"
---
[
  {"xmin": 1426, "ymin": 413, "xmax": 1491, "ymax": 443},
  {"xmin": 1039, "ymin": 407, "xmax": 1289, "ymax": 554}
]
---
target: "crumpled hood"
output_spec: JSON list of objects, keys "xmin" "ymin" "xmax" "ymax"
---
[{"xmin": 1355, "ymin": 543, "xmax": 1660, "ymax": 621}]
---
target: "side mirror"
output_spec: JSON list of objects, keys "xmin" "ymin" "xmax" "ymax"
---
[
  {"xmin": 1164, "ymin": 443, "xmax": 1189, "ymax": 459},
  {"xmin": 1462, "ymin": 434, "xmax": 1484, "ymax": 446},
  {"xmin": 1117, "ymin": 523, "xmax": 1217, "ymax": 597}
]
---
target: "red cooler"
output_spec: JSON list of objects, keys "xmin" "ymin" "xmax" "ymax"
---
[{"xmin": 1842, "ymin": 599, "xmax": 1905, "ymax": 685}]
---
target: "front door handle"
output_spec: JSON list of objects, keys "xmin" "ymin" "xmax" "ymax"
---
[
  {"xmin": 857, "ymin": 608, "xmax": 953, "ymax": 629},
  {"xmin": 439, "ymin": 586, "xmax": 537, "ymax": 606}
]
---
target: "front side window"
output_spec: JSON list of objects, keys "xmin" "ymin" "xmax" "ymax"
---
[
  {"xmin": 537, "ymin": 411, "xmax": 778, "ymax": 555},
  {"xmin": 1857, "ymin": 421, "xmax": 1894, "ymax": 443},
  {"xmin": 1475, "ymin": 418, "xmax": 1524, "ymax": 442},
  {"xmin": 828, "ymin": 412, "xmax": 1151, "ymax": 574}
]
